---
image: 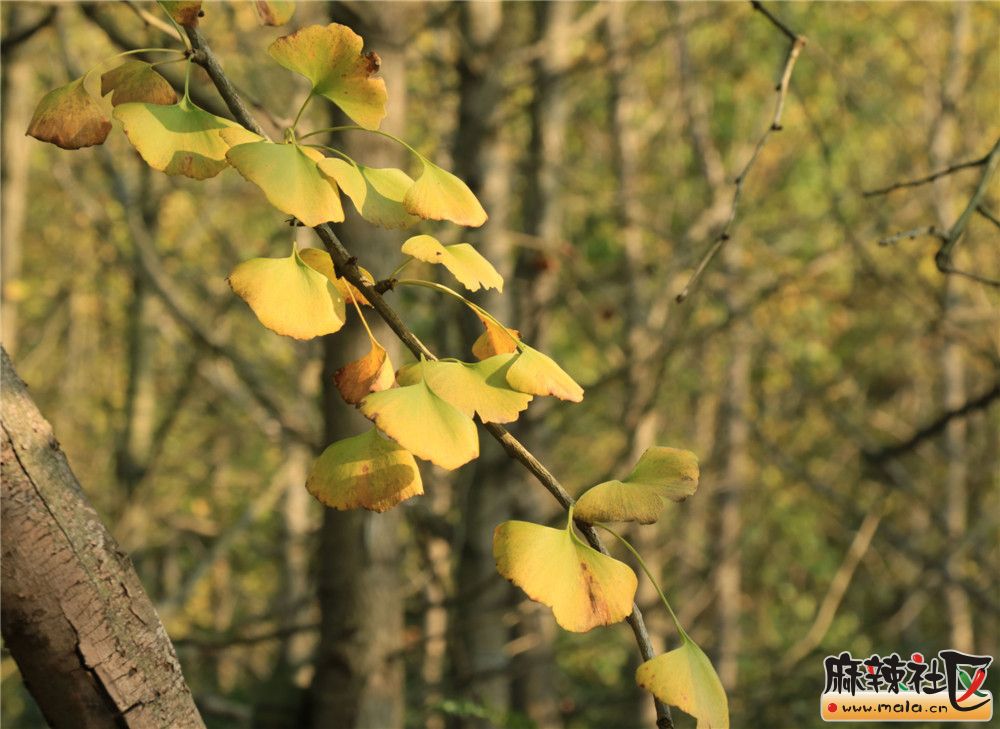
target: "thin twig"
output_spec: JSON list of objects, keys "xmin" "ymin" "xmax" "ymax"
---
[
  {"xmin": 863, "ymin": 151, "xmax": 991, "ymax": 197},
  {"xmin": 877, "ymin": 226, "xmax": 943, "ymax": 247},
  {"xmin": 976, "ymin": 204, "xmax": 1000, "ymax": 230},
  {"xmin": 935, "ymin": 136, "xmax": 1000, "ymax": 272},
  {"xmin": 676, "ymin": 2, "xmax": 806, "ymax": 303}
]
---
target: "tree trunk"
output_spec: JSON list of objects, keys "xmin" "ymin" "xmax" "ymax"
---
[{"xmin": 1, "ymin": 347, "xmax": 205, "ymax": 729}]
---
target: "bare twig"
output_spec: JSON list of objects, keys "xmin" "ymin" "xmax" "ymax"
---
[
  {"xmin": 935, "ymin": 136, "xmax": 1000, "ymax": 274},
  {"xmin": 676, "ymin": 2, "xmax": 806, "ymax": 303},
  {"xmin": 877, "ymin": 226, "xmax": 944, "ymax": 247},
  {"xmin": 863, "ymin": 150, "xmax": 991, "ymax": 197},
  {"xmin": 977, "ymin": 204, "xmax": 1000, "ymax": 230}
]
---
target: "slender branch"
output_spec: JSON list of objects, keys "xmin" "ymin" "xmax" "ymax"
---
[
  {"xmin": 877, "ymin": 225, "xmax": 944, "ymax": 247},
  {"xmin": 976, "ymin": 204, "xmax": 1000, "ymax": 230},
  {"xmin": 676, "ymin": 2, "xmax": 806, "ymax": 303},
  {"xmin": 863, "ymin": 150, "xmax": 991, "ymax": 197},
  {"xmin": 935, "ymin": 136, "xmax": 1000, "ymax": 273},
  {"xmin": 0, "ymin": 7, "xmax": 57, "ymax": 56},
  {"xmin": 185, "ymin": 28, "xmax": 267, "ymax": 138}
]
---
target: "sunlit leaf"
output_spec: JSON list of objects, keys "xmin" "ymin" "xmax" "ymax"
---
[
  {"xmin": 254, "ymin": 0, "xmax": 295, "ymax": 25},
  {"xmin": 228, "ymin": 247, "xmax": 345, "ymax": 340},
  {"xmin": 575, "ymin": 448, "xmax": 699, "ymax": 525},
  {"xmin": 471, "ymin": 312, "xmax": 520, "ymax": 360},
  {"xmin": 114, "ymin": 97, "xmax": 237, "ymax": 179},
  {"xmin": 493, "ymin": 520, "xmax": 637, "ymax": 632},
  {"xmin": 26, "ymin": 78, "xmax": 110, "ymax": 150},
  {"xmin": 297, "ymin": 247, "xmax": 372, "ymax": 306},
  {"xmin": 159, "ymin": 1, "xmax": 202, "ymax": 27},
  {"xmin": 396, "ymin": 354, "xmax": 531, "ymax": 424},
  {"xmin": 506, "ymin": 345, "xmax": 584, "ymax": 402},
  {"xmin": 101, "ymin": 61, "xmax": 177, "ymax": 107},
  {"xmin": 636, "ymin": 638, "xmax": 729, "ymax": 729},
  {"xmin": 268, "ymin": 23, "xmax": 387, "ymax": 130},
  {"xmin": 226, "ymin": 141, "xmax": 344, "ymax": 227},
  {"xmin": 360, "ymin": 360, "xmax": 478, "ymax": 470},
  {"xmin": 318, "ymin": 158, "xmax": 418, "ymax": 229},
  {"xmin": 335, "ymin": 340, "xmax": 394, "ymax": 405},
  {"xmin": 306, "ymin": 428, "xmax": 422, "ymax": 512},
  {"xmin": 400, "ymin": 235, "xmax": 502, "ymax": 292},
  {"xmin": 404, "ymin": 157, "xmax": 488, "ymax": 227}
]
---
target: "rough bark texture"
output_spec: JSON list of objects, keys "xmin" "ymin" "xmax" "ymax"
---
[{"xmin": 1, "ymin": 347, "xmax": 205, "ymax": 729}]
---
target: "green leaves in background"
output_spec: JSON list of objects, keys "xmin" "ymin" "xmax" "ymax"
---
[
  {"xmin": 318, "ymin": 158, "xmax": 418, "ymax": 229},
  {"xmin": 396, "ymin": 355, "xmax": 531, "ymax": 424},
  {"xmin": 114, "ymin": 96, "xmax": 237, "ymax": 179},
  {"xmin": 335, "ymin": 340, "xmax": 394, "ymax": 405},
  {"xmin": 159, "ymin": 1, "xmax": 202, "ymax": 27},
  {"xmin": 228, "ymin": 246, "xmax": 345, "ymax": 340},
  {"xmin": 101, "ymin": 61, "xmax": 177, "ymax": 107},
  {"xmin": 401, "ymin": 235, "xmax": 503, "ymax": 292},
  {"xmin": 403, "ymin": 156, "xmax": 488, "ymax": 227},
  {"xmin": 636, "ymin": 637, "xmax": 729, "ymax": 729},
  {"xmin": 306, "ymin": 428, "xmax": 422, "ymax": 512},
  {"xmin": 268, "ymin": 24, "xmax": 387, "ymax": 130},
  {"xmin": 506, "ymin": 345, "xmax": 584, "ymax": 402},
  {"xmin": 254, "ymin": 0, "xmax": 295, "ymax": 26},
  {"xmin": 575, "ymin": 447, "xmax": 699, "ymax": 524},
  {"xmin": 26, "ymin": 78, "xmax": 111, "ymax": 150},
  {"xmin": 471, "ymin": 313, "xmax": 520, "ymax": 360},
  {"xmin": 493, "ymin": 520, "xmax": 637, "ymax": 632},
  {"xmin": 226, "ymin": 140, "xmax": 343, "ymax": 226},
  {"xmin": 360, "ymin": 360, "xmax": 478, "ymax": 470}
]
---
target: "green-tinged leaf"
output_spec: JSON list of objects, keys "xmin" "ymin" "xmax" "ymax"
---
[
  {"xmin": 159, "ymin": 1, "xmax": 202, "ymax": 27},
  {"xmin": 226, "ymin": 141, "xmax": 343, "ymax": 227},
  {"xmin": 396, "ymin": 354, "xmax": 531, "ymax": 424},
  {"xmin": 219, "ymin": 126, "xmax": 267, "ymax": 147},
  {"xmin": 401, "ymin": 235, "xmax": 502, "ymax": 292},
  {"xmin": 471, "ymin": 312, "xmax": 520, "ymax": 360},
  {"xmin": 297, "ymin": 247, "xmax": 372, "ymax": 306},
  {"xmin": 404, "ymin": 157, "xmax": 487, "ymax": 227},
  {"xmin": 506, "ymin": 345, "xmax": 583, "ymax": 402},
  {"xmin": 318, "ymin": 158, "xmax": 418, "ymax": 229},
  {"xmin": 228, "ymin": 247, "xmax": 345, "ymax": 339},
  {"xmin": 636, "ymin": 638, "xmax": 729, "ymax": 729},
  {"xmin": 114, "ymin": 96, "xmax": 237, "ymax": 179},
  {"xmin": 306, "ymin": 428, "xmax": 422, "ymax": 512},
  {"xmin": 26, "ymin": 78, "xmax": 110, "ymax": 150},
  {"xmin": 360, "ymin": 361, "xmax": 478, "ymax": 470},
  {"xmin": 254, "ymin": 0, "xmax": 295, "ymax": 25},
  {"xmin": 268, "ymin": 24, "xmax": 387, "ymax": 130},
  {"xmin": 493, "ymin": 520, "xmax": 637, "ymax": 632},
  {"xmin": 335, "ymin": 340, "xmax": 394, "ymax": 405},
  {"xmin": 101, "ymin": 61, "xmax": 177, "ymax": 107},
  {"xmin": 575, "ymin": 447, "xmax": 699, "ymax": 524}
]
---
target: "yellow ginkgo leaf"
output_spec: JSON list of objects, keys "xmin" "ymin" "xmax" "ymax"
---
[
  {"xmin": 493, "ymin": 520, "xmax": 637, "ymax": 632},
  {"xmin": 403, "ymin": 157, "xmax": 488, "ymax": 227},
  {"xmin": 254, "ymin": 0, "xmax": 295, "ymax": 25},
  {"xmin": 318, "ymin": 158, "xmax": 418, "ymax": 229},
  {"xmin": 101, "ymin": 61, "xmax": 177, "ymax": 107},
  {"xmin": 396, "ymin": 354, "xmax": 531, "ymax": 424},
  {"xmin": 360, "ymin": 361, "xmax": 478, "ymax": 471},
  {"xmin": 471, "ymin": 312, "xmax": 520, "ymax": 360},
  {"xmin": 268, "ymin": 24, "xmax": 387, "ymax": 130},
  {"xmin": 335, "ymin": 340, "xmax": 394, "ymax": 405},
  {"xmin": 226, "ymin": 141, "xmax": 344, "ymax": 227},
  {"xmin": 575, "ymin": 447, "xmax": 699, "ymax": 525},
  {"xmin": 297, "ymin": 247, "xmax": 372, "ymax": 306},
  {"xmin": 114, "ymin": 97, "xmax": 238, "ymax": 179},
  {"xmin": 306, "ymin": 428, "xmax": 422, "ymax": 512},
  {"xmin": 401, "ymin": 235, "xmax": 502, "ymax": 292},
  {"xmin": 636, "ymin": 638, "xmax": 729, "ymax": 729},
  {"xmin": 505, "ymin": 345, "xmax": 584, "ymax": 402},
  {"xmin": 26, "ymin": 78, "xmax": 111, "ymax": 150},
  {"xmin": 228, "ymin": 247, "xmax": 345, "ymax": 340}
]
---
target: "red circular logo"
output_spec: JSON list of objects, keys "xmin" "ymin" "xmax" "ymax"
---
[{"xmin": 827, "ymin": 703, "xmax": 838, "ymax": 713}]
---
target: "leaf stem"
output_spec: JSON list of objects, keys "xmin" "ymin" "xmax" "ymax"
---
[
  {"xmin": 157, "ymin": 1, "xmax": 194, "ymax": 51},
  {"xmin": 83, "ymin": 48, "xmax": 185, "ymax": 84},
  {"xmin": 183, "ymin": 58, "xmax": 192, "ymax": 101},
  {"xmin": 395, "ymin": 279, "xmax": 520, "ymax": 348},
  {"xmin": 386, "ymin": 259, "xmax": 413, "ymax": 280},
  {"xmin": 290, "ymin": 92, "xmax": 313, "ymax": 134},
  {"xmin": 299, "ymin": 125, "xmax": 420, "ymax": 157},
  {"xmin": 345, "ymin": 283, "xmax": 377, "ymax": 345}
]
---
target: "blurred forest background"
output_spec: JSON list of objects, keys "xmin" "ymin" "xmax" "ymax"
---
[{"xmin": 1, "ymin": 1, "xmax": 998, "ymax": 728}]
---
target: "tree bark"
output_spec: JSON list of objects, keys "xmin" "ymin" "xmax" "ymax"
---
[{"xmin": 1, "ymin": 347, "xmax": 205, "ymax": 729}]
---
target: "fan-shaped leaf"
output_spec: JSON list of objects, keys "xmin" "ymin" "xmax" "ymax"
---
[
  {"xmin": 404, "ymin": 157, "xmax": 488, "ymax": 227},
  {"xmin": 226, "ymin": 141, "xmax": 344, "ymax": 227},
  {"xmin": 297, "ymin": 247, "xmax": 372, "ymax": 306},
  {"xmin": 26, "ymin": 78, "xmax": 110, "ymax": 150},
  {"xmin": 493, "ymin": 520, "xmax": 637, "ymax": 632},
  {"xmin": 268, "ymin": 24, "xmax": 387, "ymax": 130},
  {"xmin": 228, "ymin": 247, "xmax": 345, "ymax": 340},
  {"xmin": 506, "ymin": 345, "xmax": 583, "ymax": 402},
  {"xmin": 254, "ymin": 0, "xmax": 295, "ymax": 25},
  {"xmin": 159, "ymin": 1, "xmax": 202, "ymax": 27},
  {"xmin": 401, "ymin": 235, "xmax": 502, "ymax": 292},
  {"xmin": 114, "ymin": 97, "xmax": 237, "ymax": 179},
  {"xmin": 335, "ymin": 340, "xmax": 394, "ymax": 405},
  {"xmin": 306, "ymin": 428, "xmax": 422, "ymax": 512},
  {"xmin": 359, "ymin": 361, "xmax": 478, "ymax": 470},
  {"xmin": 471, "ymin": 312, "xmax": 520, "ymax": 360},
  {"xmin": 318, "ymin": 158, "xmax": 418, "ymax": 229},
  {"xmin": 636, "ymin": 638, "xmax": 729, "ymax": 729},
  {"xmin": 575, "ymin": 448, "xmax": 699, "ymax": 525},
  {"xmin": 101, "ymin": 61, "xmax": 177, "ymax": 107}
]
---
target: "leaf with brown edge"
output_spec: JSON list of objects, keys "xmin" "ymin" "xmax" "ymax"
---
[
  {"xmin": 575, "ymin": 447, "xmax": 699, "ymax": 525},
  {"xmin": 297, "ymin": 247, "xmax": 372, "ymax": 306},
  {"xmin": 254, "ymin": 0, "xmax": 295, "ymax": 25},
  {"xmin": 101, "ymin": 61, "xmax": 177, "ymax": 107},
  {"xmin": 636, "ymin": 637, "xmax": 729, "ymax": 729},
  {"xmin": 159, "ymin": 1, "xmax": 202, "ymax": 27},
  {"xmin": 335, "ymin": 340, "xmax": 394, "ymax": 405},
  {"xmin": 493, "ymin": 520, "xmax": 637, "ymax": 632},
  {"xmin": 471, "ymin": 312, "xmax": 519, "ymax": 360},
  {"xmin": 26, "ymin": 78, "xmax": 110, "ymax": 150},
  {"xmin": 404, "ymin": 155, "xmax": 487, "ymax": 227},
  {"xmin": 306, "ymin": 428, "xmax": 422, "ymax": 512},
  {"xmin": 505, "ymin": 345, "xmax": 584, "ymax": 402}
]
